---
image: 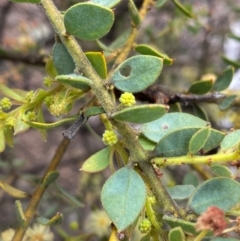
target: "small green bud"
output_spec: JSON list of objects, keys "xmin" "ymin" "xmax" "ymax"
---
[
  {"xmin": 102, "ymin": 130, "xmax": 118, "ymax": 146},
  {"xmin": 139, "ymin": 219, "xmax": 152, "ymax": 233},
  {"xmin": 69, "ymin": 221, "xmax": 79, "ymax": 230},
  {"xmin": 0, "ymin": 97, "xmax": 12, "ymax": 110},
  {"xmin": 25, "ymin": 91, "xmax": 34, "ymax": 102},
  {"xmin": 5, "ymin": 116, "xmax": 16, "ymax": 128},
  {"xmin": 119, "ymin": 92, "xmax": 136, "ymax": 107},
  {"xmin": 43, "ymin": 76, "xmax": 53, "ymax": 87},
  {"xmin": 25, "ymin": 111, "xmax": 36, "ymax": 121},
  {"xmin": 44, "ymin": 95, "xmax": 54, "ymax": 107},
  {"xmin": 148, "ymin": 195, "xmax": 157, "ymax": 205}
]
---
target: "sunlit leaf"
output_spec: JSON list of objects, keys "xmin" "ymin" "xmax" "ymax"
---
[
  {"xmin": 168, "ymin": 227, "xmax": 185, "ymax": 241},
  {"xmin": 80, "ymin": 146, "xmax": 112, "ymax": 173},
  {"xmin": 210, "ymin": 164, "xmax": 232, "ymax": 178},
  {"xmin": 220, "ymin": 129, "xmax": 240, "ymax": 151}
]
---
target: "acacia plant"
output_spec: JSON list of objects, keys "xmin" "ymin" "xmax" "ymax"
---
[{"xmin": 1, "ymin": 0, "xmax": 240, "ymax": 240}]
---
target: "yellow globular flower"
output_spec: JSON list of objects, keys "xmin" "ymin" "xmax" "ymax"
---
[
  {"xmin": 119, "ymin": 92, "xmax": 136, "ymax": 107},
  {"xmin": 148, "ymin": 195, "xmax": 157, "ymax": 205},
  {"xmin": 25, "ymin": 111, "xmax": 36, "ymax": 121},
  {"xmin": 4, "ymin": 116, "xmax": 16, "ymax": 129},
  {"xmin": 0, "ymin": 97, "xmax": 12, "ymax": 110},
  {"xmin": 139, "ymin": 219, "xmax": 152, "ymax": 233},
  {"xmin": 44, "ymin": 96, "xmax": 54, "ymax": 107},
  {"xmin": 43, "ymin": 76, "xmax": 53, "ymax": 87},
  {"xmin": 25, "ymin": 90, "xmax": 34, "ymax": 102},
  {"xmin": 102, "ymin": 130, "xmax": 118, "ymax": 146}
]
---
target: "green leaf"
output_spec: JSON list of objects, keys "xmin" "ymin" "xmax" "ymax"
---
[
  {"xmin": 139, "ymin": 134, "xmax": 156, "ymax": 151},
  {"xmin": 10, "ymin": 0, "xmax": 40, "ymax": 3},
  {"xmin": 210, "ymin": 238, "xmax": 240, "ymax": 241},
  {"xmin": 52, "ymin": 42, "xmax": 75, "ymax": 75},
  {"xmin": 188, "ymin": 80, "xmax": 213, "ymax": 94},
  {"xmin": 188, "ymin": 128, "xmax": 210, "ymax": 154},
  {"xmin": 56, "ymin": 74, "xmax": 92, "ymax": 90},
  {"xmin": 86, "ymin": 52, "xmax": 108, "ymax": 79},
  {"xmin": 91, "ymin": 0, "xmax": 121, "ymax": 8},
  {"xmin": 201, "ymin": 129, "xmax": 224, "ymax": 154},
  {"xmin": 101, "ymin": 167, "xmax": 146, "ymax": 231},
  {"xmin": 169, "ymin": 103, "xmax": 182, "ymax": 112},
  {"xmin": 163, "ymin": 215, "xmax": 198, "ymax": 235},
  {"xmin": 172, "ymin": 0, "xmax": 194, "ymax": 18},
  {"xmin": 128, "ymin": 0, "xmax": 140, "ymax": 26},
  {"xmin": 168, "ymin": 227, "xmax": 185, "ymax": 241},
  {"xmin": 218, "ymin": 95, "xmax": 237, "ymax": 110},
  {"xmin": 0, "ymin": 126, "xmax": 5, "ymax": 152},
  {"xmin": 0, "ymin": 181, "xmax": 29, "ymax": 198},
  {"xmin": 183, "ymin": 172, "xmax": 199, "ymax": 187},
  {"xmin": 84, "ymin": 106, "xmax": 105, "ymax": 118},
  {"xmin": 156, "ymin": 0, "xmax": 168, "ymax": 8},
  {"xmin": 222, "ymin": 55, "xmax": 240, "ymax": 69},
  {"xmin": 0, "ymin": 84, "xmax": 26, "ymax": 102},
  {"xmin": 187, "ymin": 177, "xmax": 240, "ymax": 214},
  {"xmin": 112, "ymin": 104, "xmax": 168, "ymax": 123},
  {"xmin": 167, "ymin": 185, "xmax": 195, "ymax": 200},
  {"xmin": 14, "ymin": 112, "xmax": 30, "ymax": 135},
  {"xmin": 43, "ymin": 171, "xmax": 59, "ymax": 187},
  {"xmin": 210, "ymin": 164, "xmax": 232, "ymax": 178},
  {"xmin": 135, "ymin": 44, "xmax": 173, "ymax": 65},
  {"xmin": 64, "ymin": 3, "xmax": 114, "ymax": 41},
  {"xmin": 37, "ymin": 213, "xmax": 63, "ymax": 226},
  {"xmin": 154, "ymin": 127, "xmax": 199, "ymax": 157},
  {"xmin": 192, "ymin": 104, "xmax": 208, "ymax": 121},
  {"xmin": 45, "ymin": 57, "xmax": 58, "ymax": 78},
  {"xmin": 15, "ymin": 200, "xmax": 27, "ymax": 228},
  {"xmin": 23, "ymin": 115, "xmax": 77, "ymax": 130},
  {"xmin": 220, "ymin": 129, "xmax": 240, "ymax": 152},
  {"xmin": 213, "ymin": 67, "xmax": 234, "ymax": 91},
  {"xmin": 54, "ymin": 183, "xmax": 85, "ymax": 207},
  {"xmin": 80, "ymin": 147, "xmax": 112, "ymax": 173},
  {"xmin": 141, "ymin": 113, "xmax": 206, "ymax": 143},
  {"xmin": 112, "ymin": 56, "xmax": 163, "ymax": 93}
]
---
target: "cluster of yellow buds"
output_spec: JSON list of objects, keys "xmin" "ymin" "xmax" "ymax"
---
[
  {"xmin": 0, "ymin": 97, "xmax": 12, "ymax": 110},
  {"xmin": 102, "ymin": 130, "xmax": 118, "ymax": 146},
  {"xmin": 119, "ymin": 92, "xmax": 136, "ymax": 107},
  {"xmin": 139, "ymin": 218, "xmax": 152, "ymax": 233}
]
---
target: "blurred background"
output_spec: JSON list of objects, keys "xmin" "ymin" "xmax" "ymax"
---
[{"xmin": 0, "ymin": 0, "xmax": 240, "ymax": 240}]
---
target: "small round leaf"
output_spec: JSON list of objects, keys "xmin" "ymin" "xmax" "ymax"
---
[
  {"xmin": 135, "ymin": 44, "xmax": 173, "ymax": 65},
  {"xmin": 167, "ymin": 185, "xmax": 195, "ymax": 200},
  {"xmin": 112, "ymin": 56, "xmax": 163, "ymax": 93},
  {"xmin": 188, "ymin": 80, "xmax": 213, "ymax": 94},
  {"xmin": 101, "ymin": 167, "xmax": 146, "ymax": 231},
  {"xmin": 80, "ymin": 147, "xmax": 112, "ymax": 173},
  {"xmin": 141, "ymin": 113, "xmax": 206, "ymax": 143},
  {"xmin": 112, "ymin": 104, "xmax": 168, "ymax": 123},
  {"xmin": 220, "ymin": 129, "xmax": 240, "ymax": 151},
  {"xmin": 210, "ymin": 164, "xmax": 232, "ymax": 178},
  {"xmin": 56, "ymin": 74, "xmax": 92, "ymax": 90},
  {"xmin": 64, "ymin": 3, "xmax": 114, "ymax": 41},
  {"xmin": 187, "ymin": 177, "xmax": 240, "ymax": 214},
  {"xmin": 188, "ymin": 128, "xmax": 210, "ymax": 154},
  {"xmin": 213, "ymin": 67, "xmax": 234, "ymax": 91},
  {"xmin": 53, "ymin": 42, "xmax": 75, "ymax": 75},
  {"xmin": 218, "ymin": 95, "xmax": 237, "ymax": 110}
]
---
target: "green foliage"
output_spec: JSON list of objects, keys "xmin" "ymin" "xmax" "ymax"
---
[
  {"xmin": 80, "ymin": 146, "xmax": 112, "ymax": 173},
  {"xmin": 101, "ymin": 167, "xmax": 146, "ymax": 231},
  {"xmin": 2, "ymin": 0, "xmax": 240, "ymax": 240},
  {"xmin": 112, "ymin": 104, "xmax": 168, "ymax": 123},
  {"xmin": 64, "ymin": 3, "xmax": 114, "ymax": 41},
  {"xmin": 112, "ymin": 56, "xmax": 163, "ymax": 93},
  {"xmin": 187, "ymin": 178, "xmax": 240, "ymax": 214}
]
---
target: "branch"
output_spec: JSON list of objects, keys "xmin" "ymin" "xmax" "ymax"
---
[{"xmin": 12, "ymin": 137, "xmax": 71, "ymax": 241}]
